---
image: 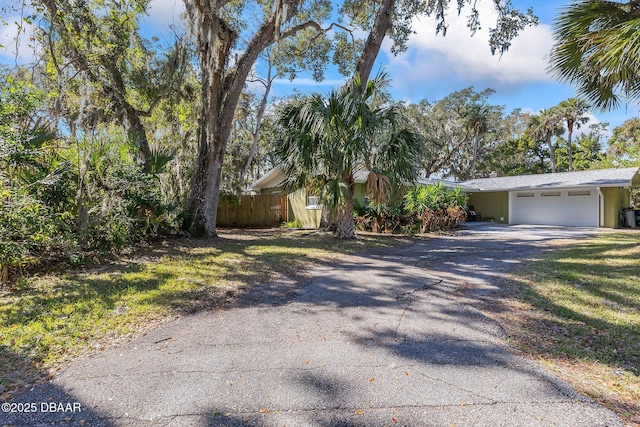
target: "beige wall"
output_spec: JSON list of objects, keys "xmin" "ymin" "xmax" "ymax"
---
[
  {"xmin": 467, "ymin": 192, "xmax": 509, "ymax": 223},
  {"xmin": 602, "ymin": 187, "xmax": 630, "ymax": 228},
  {"xmin": 287, "ymin": 188, "xmax": 322, "ymax": 229}
]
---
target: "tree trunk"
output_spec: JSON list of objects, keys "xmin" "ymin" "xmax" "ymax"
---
[
  {"xmin": 187, "ymin": 27, "xmax": 236, "ymax": 236},
  {"xmin": 76, "ymin": 182, "xmax": 89, "ymax": 240},
  {"xmin": 471, "ymin": 132, "xmax": 478, "ymax": 179},
  {"xmin": 355, "ymin": 0, "xmax": 395, "ymax": 85},
  {"xmin": 335, "ymin": 200, "xmax": 356, "ymax": 239},
  {"xmin": 185, "ymin": 7, "xmax": 233, "ymax": 236},
  {"xmin": 240, "ymin": 67, "xmax": 273, "ymax": 184},
  {"xmin": 567, "ymin": 121, "xmax": 574, "ymax": 171},
  {"xmin": 546, "ymin": 135, "xmax": 557, "ymax": 173},
  {"xmin": 184, "ymin": 0, "xmax": 287, "ymax": 236},
  {"xmin": 189, "ymin": 136, "xmax": 226, "ymax": 236},
  {"xmin": 124, "ymin": 106, "xmax": 153, "ymax": 173},
  {"xmin": 185, "ymin": 0, "xmax": 327, "ymax": 236},
  {"xmin": 334, "ymin": 173, "xmax": 356, "ymax": 238},
  {"xmin": 319, "ymin": 205, "xmax": 333, "ymax": 230}
]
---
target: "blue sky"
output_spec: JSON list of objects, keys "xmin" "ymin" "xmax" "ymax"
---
[{"xmin": 2, "ymin": 0, "xmax": 638, "ymax": 135}]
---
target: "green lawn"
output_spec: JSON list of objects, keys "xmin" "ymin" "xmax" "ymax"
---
[
  {"xmin": 0, "ymin": 229, "xmax": 412, "ymax": 399},
  {"xmin": 501, "ymin": 232, "xmax": 640, "ymax": 424}
]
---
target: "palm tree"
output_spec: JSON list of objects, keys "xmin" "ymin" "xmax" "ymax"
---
[
  {"xmin": 526, "ymin": 109, "xmax": 565, "ymax": 173},
  {"xmin": 548, "ymin": 1, "xmax": 640, "ymax": 111},
  {"xmin": 556, "ymin": 98, "xmax": 590, "ymax": 171},
  {"xmin": 275, "ymin": 74, "xmax": 423, "ymax": 238}
]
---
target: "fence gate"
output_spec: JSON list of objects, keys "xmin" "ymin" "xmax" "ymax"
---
[{"xmin": 216, "ymin": 194, "xmax": 288, "ymax": 228}]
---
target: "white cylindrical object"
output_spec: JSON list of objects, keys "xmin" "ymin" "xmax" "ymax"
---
[{"xmin": 625, "ymin": 210, "xmax": 636, "ymax": 228}]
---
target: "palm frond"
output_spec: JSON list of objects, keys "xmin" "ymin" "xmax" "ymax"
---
[{"xmin": 549, "ymin": 0, "xmax": 640, "ymax": 111}]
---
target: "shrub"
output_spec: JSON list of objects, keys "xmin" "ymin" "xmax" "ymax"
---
[
  {"xmin": 85, "ymin": 164, "xmax": 180, "ymax": 251},
  {"xmin": 354, "ymin": 202, "xmax": 418, "ymax": 234},
  {"xmin": 404, "ymin": 183, "xmax": 468, "ymax": 232},
  {"xmin": 281, "ymin": 219, "xmax": 303, "ymax": 228},
  {"xmin": 0, "ymin": 160, "xmax": 181, "ymax": 280},
  {"xmin": 0, "ymin": 189, "xmax": 78, "ymax": 280}
]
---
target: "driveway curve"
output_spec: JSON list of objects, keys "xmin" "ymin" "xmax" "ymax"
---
[{"xmin": 1, "ymin": 224, "xmax": 623, "ymax": 426}]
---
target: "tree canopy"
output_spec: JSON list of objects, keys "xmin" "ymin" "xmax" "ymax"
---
[{"xmin": 182, "ymin": 0, "xmax": 538, "ymax": 236}]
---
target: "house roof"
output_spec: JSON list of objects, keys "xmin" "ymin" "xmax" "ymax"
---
[
  {"xmin": 251, "ymin": 166, "xmax": 640, "ymax": 193},
  {"xmin": 251, "ymin": 168, "xmax": 379, "ymax": 192},
  {"xmin": 460, "ymin": 167, "xmax": 640, "ymax": 192},
  {"xmin": 249, "ymin": 166, "xmax": 285, "ymax": 192},
  {"xmin": 250, "ymin": 166, "xmax": 463, "ymax": 192},
  {"xmin": 353, "ymin": 170, "xmax": 370, "ymax": 184}
]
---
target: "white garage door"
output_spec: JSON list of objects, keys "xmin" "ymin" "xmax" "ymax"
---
[{"xmin": 510, "ymin": 189, "xmax": 598, "ymax": 227}]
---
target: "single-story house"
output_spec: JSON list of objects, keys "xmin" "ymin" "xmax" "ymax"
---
[
  {"xmin": 249, "ymin": 166, "xmax": 321, "ymax": 228},
  {"xmin": 461, "ymin": 167, "xmax": 640, "ymax": 228},
  {"xmin": 250, "ymin": 166, "xmax": 640, "ymax": 229},
  {"xmin": 249, "ymin": 166, "xmax": 374, "ymax": 228}
]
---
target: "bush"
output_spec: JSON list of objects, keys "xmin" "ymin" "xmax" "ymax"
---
[
  {"xmin": 354, "ymin": 202, "xmax": 418, "ymax": 235},
  {"xmin": 0, "ymin": 76, "xmax": 182, "ymax": 281},
  {"xmin": 0, "ymin": 189, "xmax": 78, "ymax": 279},
  {"xmin": 404, "ymin": 183, "xmax": 468, "ymax": 233},
  {"xmin": 281, "ymin": 219, "xmax": 303, "ymax": 228},
  {"xmin": 85, "ymin": 164, "xmax": 180, "ymax": 251},
  {"xmin": 0, "ymin": 161, "xmax": 181, "ymax": 280}
]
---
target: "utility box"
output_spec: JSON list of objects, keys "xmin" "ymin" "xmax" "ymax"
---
[{"xmin": 625, "ymin": 209, "xmax": 636, "ymax": 228}]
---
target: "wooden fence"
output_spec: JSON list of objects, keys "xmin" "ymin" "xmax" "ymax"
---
[{"xmin": 216, "ymin": 194, "xmax": 288, "ymax": 228}]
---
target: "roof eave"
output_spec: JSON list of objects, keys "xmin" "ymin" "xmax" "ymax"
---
[
  {"xmin": 249, "ymin": 166, "xmax": 284, "ymax": 191},
  {"xmin": 465, "ymin": 181, "xmax": 635, "ymax": 193}
]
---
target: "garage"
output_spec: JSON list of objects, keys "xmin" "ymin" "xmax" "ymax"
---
[
  {"xmin": 509, "ymin": 189, "xmax": 598, "ymax": 227},
  {"xmin": 462, "ymin": 167, "xmax": 640, "ymax": 228}
]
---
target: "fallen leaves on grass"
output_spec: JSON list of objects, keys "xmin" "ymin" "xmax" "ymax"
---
[{"xmin": 490, "ymin": 232, "xmax": 640, "ymax": 425}]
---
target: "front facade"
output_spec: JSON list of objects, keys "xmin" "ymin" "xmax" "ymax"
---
[
  {"xmin": 249, "ymin": 167, "xmax": 369, "ymax": 229},
  {"xmin": 463, "ymin": 168, "xmax": 640, "ymax": 228},
  {"xmin": 250, "ymin": 167, "xmax": 640, "ymax": 229}
]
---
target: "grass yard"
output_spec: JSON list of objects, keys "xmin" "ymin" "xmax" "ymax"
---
[
  {"xmin": 0, "ymin": 229, "xmax": 412, "ymax": 400},
  {"xmin": 498, "ymin": 232, "xmax": 640, "ymax": 425}
]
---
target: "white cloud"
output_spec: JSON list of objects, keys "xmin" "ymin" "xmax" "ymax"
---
[
  {"xmin": 578, "ymin": 112, "xmax": 612, "ymax": 139},
  {"xmin": 143, "ymin": 0, "xmax": 186, "ymax": 35},
  {"xmin": 385, "ymin": 3, "xmax": 555, "ymax": 96}
]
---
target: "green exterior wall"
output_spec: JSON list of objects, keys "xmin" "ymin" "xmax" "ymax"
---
[
  {"xmin": 254, "ymin": 168, "xmax": 639, "ymax": 229},
  {"xmin": 261, "ymin": 185, "xmax": 365, "ymax": 229},
  {"xmin": 260, "ymin": 186, "xmax": 320, "ymax": 228},
  {"xmin": 602, "ymin": 187, "xmax": 630, "ymax": 228},
  {"xmin": 287, "ymin": 188, "xmax": 322, "ymax": 229},
  {"xmin": 467, "ymin": 192, "xmax": 509, "ymax": 223},
  {"xmin": 353, "ymin": 183, "xmax": 367, "ymax": 208},
  {"xmin": 469, "ymin": 188, "xmax": 632, "ymax": 228}
]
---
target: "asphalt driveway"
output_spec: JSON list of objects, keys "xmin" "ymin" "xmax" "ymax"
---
[{"xmin": 1, "ymin": 224, "xmax": 623, "ymax": 426}]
